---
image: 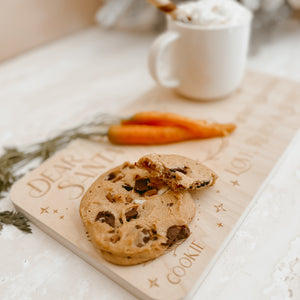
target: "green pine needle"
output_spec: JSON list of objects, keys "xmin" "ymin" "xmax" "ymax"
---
[
  {"xmin": 0, "ymin": 211, "xmax": 32, "ymax": 233},
  {"xmin": 0, "ymin": 113, "xmax": 119, "ymax": 233}
]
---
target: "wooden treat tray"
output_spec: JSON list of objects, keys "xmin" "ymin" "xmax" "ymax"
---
[{"xmin": 10, "ymin": 71, "xmax": 300, "ymax": 300}]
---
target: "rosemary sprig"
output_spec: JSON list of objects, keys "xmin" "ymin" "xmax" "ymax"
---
[
  {"xmin": 0, "ymin": 211, "xmax": 32, "ymax": 233},
  {"xmin": 0, "ymin": 113, "xmax": 119, "ymax": 232}
]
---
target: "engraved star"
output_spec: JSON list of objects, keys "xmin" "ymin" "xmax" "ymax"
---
[
  {"xmin": 231, "ymin": 180, "xmax": 240, "ymax": 187},
  {"xmin": 214, "ymin": 203, "xmax": 226, "ymax": 213},
  {"xmin": 217, "ymin": 223, "xmax": 224, "ymax": 227},
  {"xmin": 53, "ymin": 209, "xmax": 58, "ymax": 214},
  {"xmin": 148, "ymin": 278, "xmax": 159, "ymax": 288},
  {"xmin": 40, "ymin": 207, "xmax": 49, "ymax": 214},
  {"xmin": 59, "ymin": 215, "xmax": 64, "ymax": 219}
]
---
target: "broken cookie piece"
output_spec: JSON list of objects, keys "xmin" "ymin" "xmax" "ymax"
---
[
  {"xmin": 80, "ymin": 153, "xmax": 217, "ymax": 266},
  {"xmin": 137, "ymin": 154, "xmax": 217, "ymax": 191},
  {"xmin": 79, "ymin": 162, "xmax": 195, "ymax": 266}
]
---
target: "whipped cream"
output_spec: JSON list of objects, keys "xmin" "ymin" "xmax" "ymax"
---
[{"xmin": 179, "ymin": 0, "xmax": 251, "ymax": 28}]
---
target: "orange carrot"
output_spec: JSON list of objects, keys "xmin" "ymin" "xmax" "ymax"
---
[
  {"xmin": 122, "ymin": 111, "xmax": 236, "ymax": 137},
  {"xmin": 108, "ymin": 125, "xmax": 196, "ymax": 145},
  {"xmin": 122, "ymin": 111, "xmax": 196, "ymax": 127}
]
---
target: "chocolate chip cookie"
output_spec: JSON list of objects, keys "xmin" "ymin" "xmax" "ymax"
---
[
  {"xmin": 137, "ymin": 154, "xmax": 217, "ymax": 191},
  {"xmin": 79, "ymin": 162, "xmax": 195, "ymax": 265}
]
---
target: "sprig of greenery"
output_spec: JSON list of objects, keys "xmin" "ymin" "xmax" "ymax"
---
[
  {"xmin": 0, "ymin": 113, "xmax": 119, "ymax": 232},
  {"xmin": 0, "ymin": 211, "xmax": 32, "ymax": 233}
]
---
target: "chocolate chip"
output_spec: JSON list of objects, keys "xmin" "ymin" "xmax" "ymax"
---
[
  {"xmin": 196, "ymin": 181, "xmax": 210, "ymax": 188},
  {"xmin": 151, "ymin": 229, "xmax": 157, "ymax": 234},
  {"xmin": 169, "ymin": 167, "xmax": 188, "ymax": 174},
  {"xmin": 136, "ymin": 228, "xmax": 151, "ymax": 247},
  {"xmin": 166, "ymin": 225, "xmax": 190, "ymax": 246},
  {"xmin": 106, "ymin": 192, "xmax": 123, "ymax": 203},
  {"xmin": 95, "ymin": 211, "xmax": 115, "ymax": 227},
  {"xmin": 135, "ymin": 225, "xmax": 142, "ymax": 229},
  {"xmin": 176, "ymin": 184, "xmax": 185, "ymax": 189},
  {"xmin": 112, "ymin": 174, "xmax": 124, "ymax": 183},
  {"xmin": 142, "ymin": 228, "xmax": 151, "ymax": 243},
  {"xmin": 122, "ymin": 184, "xmax": 133, "ymax": 191},
  {"xmin": 167, "ymin": 203, "xmax": 174, "ymax": 207},
  {"xmin": 143, "ymin": 236, "xmax": 150, "ymax": 243},
  {"xmin": 106, "ymin": 172, "xmax": 116, "ymax": 181},
  {"xmin": 125, "ymin": 207, "xmax": 138, "ymax": 221},
  {"xmin": 119, "ymin": 218, "xmax": 123, "ymax": 224},
  {"xmin": 106, "ymin": 171, "xmax": 124, "ymax": 182},
  {"xmin": 142, "ymin": 161, "xmax": 150, "ymax": 168},
  {"xmin": 106, "ymin": 192, "xmax": 115, "ymax": 203},
  {"xmin": 134, "ymin": 178, "xmax": 151, "ymax": 195}
]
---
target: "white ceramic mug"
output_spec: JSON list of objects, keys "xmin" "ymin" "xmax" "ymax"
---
[{"xmin": 148, "ymin": 7, "xmax": 252, "ymax": 100}]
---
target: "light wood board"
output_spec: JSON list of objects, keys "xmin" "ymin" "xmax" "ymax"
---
[{"xmin": 10, "ymin": 71, "xmax": 300, "ymax": 300}]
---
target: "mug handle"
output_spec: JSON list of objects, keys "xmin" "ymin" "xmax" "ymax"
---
[{"xmin": 148, "ymin": 31, "xmax": 180, "ymax": 88}]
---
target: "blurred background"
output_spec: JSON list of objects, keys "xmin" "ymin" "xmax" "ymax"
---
[{"xmin": 1, "ymin": 0, "xmax": 300, "ymax": 63}]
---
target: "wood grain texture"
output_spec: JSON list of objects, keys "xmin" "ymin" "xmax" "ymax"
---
[
  {"xmin": 0, "ymin": 0, "xmax": 102, "ymax": 62},
  {"xmin": 10, "ymin": 71, "xmax": 300, "ymax": 300}
]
